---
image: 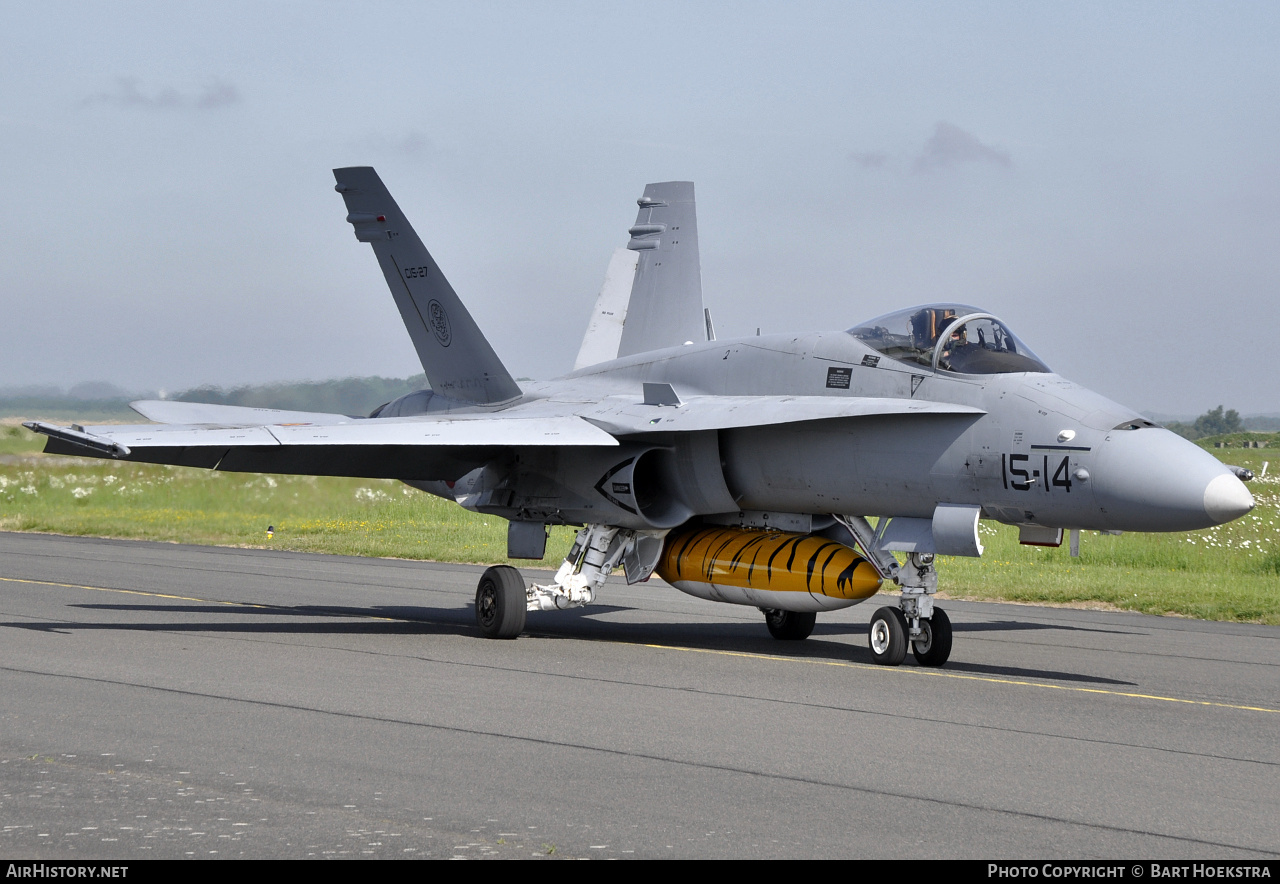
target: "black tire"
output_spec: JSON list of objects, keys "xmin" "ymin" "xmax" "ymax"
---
[
  {"xmin": 868, "ymin": 606, "xmax": 908, "ymax": 666},
  {"xmin": 763, "ymin": 608, "xmax": 817, "ymax": 641},
  {"xmin": 475, "ymin": 565, "xmax": 527, "ymax": 639},
  {"xmin": 911, "ymin": 606, "xmax": 952, "ymax": 667}
]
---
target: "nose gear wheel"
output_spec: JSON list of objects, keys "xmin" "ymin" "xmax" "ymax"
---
[
  {"xmin": 911, "ymin": 606, "xmax": 953, "ymax": 666},
  {"xmin": 868, "ymin": 606, "xmax": 908, "ymax": 665}
]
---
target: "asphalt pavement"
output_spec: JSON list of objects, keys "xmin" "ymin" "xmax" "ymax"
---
[{"xmin": 1, "ymin": 532, "xmax": 1276, "ymax": 859}]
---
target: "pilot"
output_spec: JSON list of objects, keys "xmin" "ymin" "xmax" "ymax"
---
[{"xmin": 939, "ymin": 323, "xmax": 967, "ymax": 369}]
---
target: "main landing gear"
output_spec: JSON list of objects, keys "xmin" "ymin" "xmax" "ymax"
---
[
  {"xmin": 761, "ymin": 608, "xmax": 817, "ymax": 641},
  {"xmin": 472, "ymin": 524, "xmax": 663, "ymax": 639}
]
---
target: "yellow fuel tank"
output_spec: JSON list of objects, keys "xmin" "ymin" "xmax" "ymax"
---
[{"xmin": 656, "ymin": 526, "xmax": 882, "ymax": 612}]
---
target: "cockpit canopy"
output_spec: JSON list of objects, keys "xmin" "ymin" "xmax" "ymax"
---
[{"xmin": 848, "ymin": 304, "xmax": 1050, "ymax": 375}]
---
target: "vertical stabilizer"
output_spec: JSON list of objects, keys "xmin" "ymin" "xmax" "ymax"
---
[
  {"xmin": 573, "ymin": 247, "xmax": 639, "ymax": 370},
  {"xmin": 615, "ymin": 182, "xmax": 706, "ymax": 358},
  {"xmin": 333, "ymin": 167, "xmax": 521, "ymax": 405}
]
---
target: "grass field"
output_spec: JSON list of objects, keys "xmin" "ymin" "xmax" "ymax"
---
[{"xmin": 2, "ymin": 422, "xmax": 1276, "ymax": 623}]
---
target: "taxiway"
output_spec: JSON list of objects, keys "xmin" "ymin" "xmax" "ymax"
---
[{"xmin": 1, "ymin": 532, "xmax": 1276, "ymax": 859}]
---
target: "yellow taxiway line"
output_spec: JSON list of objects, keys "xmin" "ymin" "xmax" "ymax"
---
[
  {"xmin": 633, "ymin": 641, "xmax": 1280, "ymax": 714},
  {"xmin": 5, "ymin": 574, "xmax": 1276, "ymax": 715}
]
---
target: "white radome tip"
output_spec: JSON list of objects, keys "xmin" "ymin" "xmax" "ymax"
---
[{"xmin": 1203, "ymin": 473, "xmax": 1254, "ymax": 524}]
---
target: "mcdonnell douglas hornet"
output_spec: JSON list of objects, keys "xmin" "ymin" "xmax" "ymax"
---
[{"xmin": 27, "ymin": 168, "xmax": 1256, "ymax": 666}]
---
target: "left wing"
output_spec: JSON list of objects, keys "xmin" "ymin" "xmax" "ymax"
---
[
  {"xmin": 24, "ymin": 407, "xmax": 618, "ymax": 481},
  {"xmin": 27, "ymin": 415, "xmax": 618, "ymax": 450}
]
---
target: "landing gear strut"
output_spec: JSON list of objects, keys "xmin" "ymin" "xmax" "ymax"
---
[{"xmin": 527, "ymin": 524, "xmax": 631, "ymax": 611}]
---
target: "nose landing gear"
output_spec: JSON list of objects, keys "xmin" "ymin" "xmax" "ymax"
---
[
  {"xmin": 837, "ymin": 516, "xmax": 956, "ymax": 668},
  {"xmin": 881, "ymin": 551, "xmax": 953, "ymax": 667}
]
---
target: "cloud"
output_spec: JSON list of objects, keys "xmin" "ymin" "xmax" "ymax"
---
[
  {"xmin": 80, "ymin": 78, "xmax": 241, "ymax": 111},
  {"xmin": 913, "ymin": 122, "xmax": 1011, "ymax": 172},
  {"xmin": 396, "ymin": 131, "xmax": 433, "ymax": 158},
  {"xmin": 193, "ymin": 80, "xmax": 240, "ymax": 109}
]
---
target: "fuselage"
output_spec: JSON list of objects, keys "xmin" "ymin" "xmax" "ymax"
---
[{"xmin": 403, "ymin": 324, "xmax": 1252, "ymax": 534}]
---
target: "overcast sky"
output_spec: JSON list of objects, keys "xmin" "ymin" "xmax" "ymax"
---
[{"xmin": 3, "ymin": 2, "xmax": 1278, "ymax": 416}]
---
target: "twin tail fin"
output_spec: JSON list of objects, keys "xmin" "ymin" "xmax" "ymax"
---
[{"xmin": 333, "ymin": 167, "xmax": 521, "ymax": 406}]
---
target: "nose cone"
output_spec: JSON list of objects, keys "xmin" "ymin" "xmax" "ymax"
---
[
  {"xmin": 1094, "ymin": 429, "xmax": 1255, "ymax": 531},
  {"xmin": 1203, "ymin": 473, "xmax": 1255, "ymax": 524}
]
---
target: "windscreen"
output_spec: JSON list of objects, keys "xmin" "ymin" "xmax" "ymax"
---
[{"xmin": 849, "ymin": 304, "xmax": 1049, "ymax": 374}]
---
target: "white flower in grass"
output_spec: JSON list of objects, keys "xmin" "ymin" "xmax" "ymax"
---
[{"xmin": 72, "ymin": 487, "xmax": 93, "ymax": 499}]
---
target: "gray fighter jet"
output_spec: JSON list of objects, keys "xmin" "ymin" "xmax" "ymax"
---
[{"xmin": 27, "ymin": 168, "xmax": 1256, "ymax": 667}]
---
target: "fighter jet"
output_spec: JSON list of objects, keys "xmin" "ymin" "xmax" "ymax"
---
[{"xmin": 26, "ymin": 168, "xmax": 1256, "ymax": 667}]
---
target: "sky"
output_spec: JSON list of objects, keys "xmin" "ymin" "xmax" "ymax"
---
[{"xmin": 3, "ymin": 2, "xmax": 1278, "ymax": 416}]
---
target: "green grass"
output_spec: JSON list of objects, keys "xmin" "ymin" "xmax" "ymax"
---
[
  {"xmin": 2, "ymin": 423, "xmax": 1277, "ymax": 622},
  {"xmin": 0, "ymin": 423, "xmax": 46, "ymax": 456},
  {"xmin": 0, "ymin": 424, "xmax": 579, "ymax": 564}
]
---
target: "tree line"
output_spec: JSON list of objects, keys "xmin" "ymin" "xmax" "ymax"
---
[{"xmin": 1164, "ymin": 405, "xmax": 1244, "ymax": 440}]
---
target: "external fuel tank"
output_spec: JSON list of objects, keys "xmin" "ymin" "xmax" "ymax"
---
[{"xmin": 656, "ymin": 526, "xmax": 882, "ymax": 612}]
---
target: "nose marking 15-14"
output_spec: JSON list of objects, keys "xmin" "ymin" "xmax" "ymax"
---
[{"xmin": 1003, "ymin": 453, "xmax": 1074, "ymax": 493}]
